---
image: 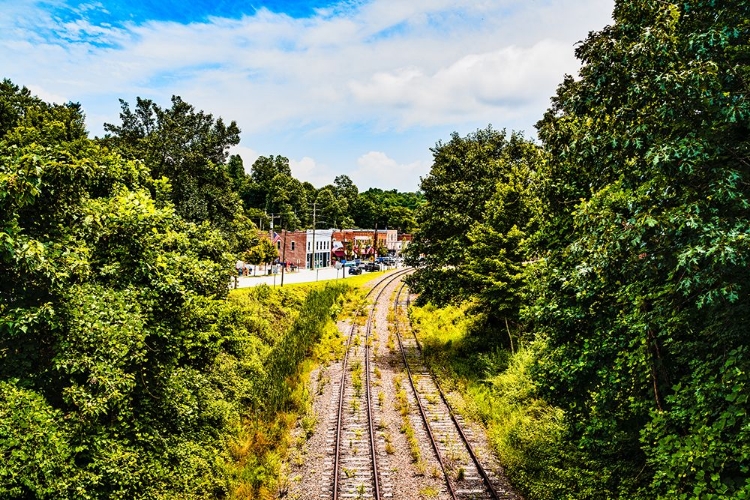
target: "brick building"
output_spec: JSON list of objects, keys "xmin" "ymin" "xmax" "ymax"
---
[
  {"xmin": 331, "ymin": 229, "xmax": 397, "ymax": 259},
  {"xmin": 272, "ymin": 230, "xmax": 308, "ymax": 269}
]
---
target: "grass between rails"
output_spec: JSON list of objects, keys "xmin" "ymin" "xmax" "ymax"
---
[{"xmin": 409, "ymin": 302, "xmax": 613, "ymax": 500}]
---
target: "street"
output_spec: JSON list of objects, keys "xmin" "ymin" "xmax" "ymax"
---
[{"xmin": 233, "ymin": 265, "xmax": 393, "ymax": 288}]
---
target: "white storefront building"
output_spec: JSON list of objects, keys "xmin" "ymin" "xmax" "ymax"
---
[{"xmin": 306, "ymin": 229, "xmax": 333, "ymax": 269}]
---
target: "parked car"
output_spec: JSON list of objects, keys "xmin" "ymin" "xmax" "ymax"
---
[
  {"xmin": 348, "ymin": 265, "xmax": 363, "ymax": 275},
  {"xmin": 364, "ymin": 262, "xmax": 380, "ymax": 272}
]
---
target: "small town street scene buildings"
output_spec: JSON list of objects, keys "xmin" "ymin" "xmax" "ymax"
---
[{"xmin": 266, "ymin": 228, "xmax": 410, "ymax": 271}]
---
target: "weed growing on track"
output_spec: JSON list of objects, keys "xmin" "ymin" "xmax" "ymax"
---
[
  {"xmin": 351, "ymin": 360, "xmax": 363, "ymax": 397},
  {"xmin": 420, "ymin": 485, "xmax": 440, "ymax": 498}
]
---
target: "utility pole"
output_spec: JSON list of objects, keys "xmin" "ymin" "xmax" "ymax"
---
[
  {"xmin": 268, "ymin": 213, "xmax": 274, "ymax": 276},
  {"xmin": 280, "ymin": 215, "xmax": 287, "ymax": 287},
  {"xmin": 310, "ymin": 201, "xmax": 317, "ymax": 270}
]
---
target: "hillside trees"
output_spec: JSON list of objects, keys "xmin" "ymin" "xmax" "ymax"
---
[
  {"xmin": 351, "ymin": 187, "xmax": 423, "ymax": 232},
  {"xmin": 0, "ymin": 80, "xmax": 254, "ymax": 498},
  {"xmin": 531, "ymin": 1, "xmax": 750, "ymax": 496},
  {"xmin": 316, "ymin": 184, "xmax": 354, "ymax": 230},
  {"xmin": 243, "ymin": 154, "xmax": 291, "ymax": 210},
  {"xmin": 240, "ymin": 155, "xmax": 312, "ymax": 230},
  {"xmin": 230, "ymin": 153, "xmax": 421, "ymax": 234}
]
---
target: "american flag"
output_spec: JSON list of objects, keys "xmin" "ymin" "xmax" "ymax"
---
[{"xmin": 272, "ymin": 232, "xmax": 281, "ymax": 243}]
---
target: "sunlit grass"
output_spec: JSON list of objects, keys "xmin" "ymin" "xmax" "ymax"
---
[{"xmin": 409, "ymin": 301, "xmax": 578, "ymax": 500}]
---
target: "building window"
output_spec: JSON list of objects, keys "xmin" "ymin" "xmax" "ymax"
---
[
  {"xmin": 291, "ymin": 241, "xmax": 295, "ymax": 251},
  {"xmin": 277, "ymin": 241, "xmax": 281, "ymax": 250}
]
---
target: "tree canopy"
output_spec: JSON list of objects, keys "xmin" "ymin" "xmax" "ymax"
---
[
  {"xmin": 101, "ymin": 96, "xmax": 255, "ymax": 253},
  {"xmin": 0, "ymin": 80, "xmax": 242, "ymax": 497},
  {"xmin": 405, "ymin": 1, "xmax": 750, "ymax": 497},
  {"xmin": 406, "ymin": 127, "xmax": 539, "ymax": 308},
  {"xmin": 529, "ymin": 2, "xmax": 750, "ymax": 496},
  {"xmin": 0, "ymin": 79, "xmax": 348, "ymax": 499}
]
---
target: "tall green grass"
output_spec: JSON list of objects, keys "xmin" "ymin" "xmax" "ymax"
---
[
  {"xmin": 222, "ymin": 273, "xmax": 395, "ymax": 498},
  {"xmin": 224, "ymin": 282, "xmax": 349, "ymax": 498},
  {"xmin": 410, "ymin": 303, "xmax": 609, "ymax": 499}
]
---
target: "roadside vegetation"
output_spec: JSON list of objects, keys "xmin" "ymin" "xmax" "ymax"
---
[
  {"xmin": 224, "ymin": 282, "xmax": 350, "ymax": 499},
  {"xmin": 411, "ymin": 304, "xmax": 614, "ymax": 499}
]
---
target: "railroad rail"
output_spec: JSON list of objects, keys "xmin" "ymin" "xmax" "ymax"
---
[
  {"xmin": 331, "ymin": 268, "xmax": 412, "ymax": 500},
  {"xmin": 392, "ymin": 283, "xmax": 509, "ymax": 500}
]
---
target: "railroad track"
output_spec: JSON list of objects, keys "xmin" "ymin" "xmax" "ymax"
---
[
  {"xmin": 327, "ymin": 268, "xmax": 412, "ymax": 500},
  {"xmin": 392, "ymin": 283, "xmax": 515, "ymax": 500},
  {"xmin": 318, "ymin": 270, "xmax": 516, "ymax": 500}
]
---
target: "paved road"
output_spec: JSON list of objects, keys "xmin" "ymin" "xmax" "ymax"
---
[{"xmin": 232, "ymin": 265, "xmax": 398, "ymax": 288}]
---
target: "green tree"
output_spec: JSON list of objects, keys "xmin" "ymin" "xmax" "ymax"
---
[
  {"xmin": 268, "ymin": 174, "xmax": 308, "ymax": 230},
  {"xmin": 243, "ymin": 154, "xmax": 290, "ymax": 211},
  {"xmin": 350, "ymin": 194, "xmax": 379, "ymax": 229},
  {"xmin": 244, "ymin": 237, "xmax": 278, "ymax": 274},
  {"xmin": 100, "ymin": 96, "xmax": 257, "ymax": 257},
  {"xmin": 102, "ymin": 96, "xmax": 241, "ymax": 224},
  {"xmin": 352, "ymin": 187, "xmax": 423, "ymax": 230},
  {"xmin": 0, "ymin": 81, "xmax": 242, "ymax": 498},
  {"xmin": 316, "ymin": 185, "xmax": 353, "ymax": 229},
  {"xmin": 382, "ymin": 205, "xmax": 418, "ymax": 234},
  {"xmin": 243, "ymin": 155, "xmax": 311, "ymax": 228},
  {"xmin": 406, "ymin": 127, "xmax": 536, "ymax": 306},
  {"xmin": 227, "ymin": 153, "xmax": 246, "ymax": 191},
  {"xmin": 464, "ymin": 138, "xmax": 542, "ymax": 348},
  {"xmin": 531, "ymin": 2, "xmax": 750, "ymax": 496},
  {"xmin": 250, "ymin": 154, "xmax": 292, "ymax": 186},
  {"xmin": 333, "ymin": 174, "xmax": 358, "ymax": 210}
]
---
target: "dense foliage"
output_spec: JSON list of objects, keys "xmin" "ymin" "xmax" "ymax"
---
[
  {"xmin": 351, "ymin": 187, "xmax": 423, "ymax": 232},
  {"xmin": 531, "ymin": 2, "xmax": 750, "ymax": 497},
  {"xmin": 232, "ymin": 154, "xmax": 422, "ymax": 233},
  {"xmin": 405, "ymin": 127, "xmax": 540, "ymax": 335},
  {"xmin": 0, "ymin": 79, "xmax": 348, "ymax": 499},
  {"xmin": 408, "ymin": 1, "xmax": 750, "ymax": 498},
  {"xmin": 409, "ymin": 304, "xmax": 603, "ymax": 500},
  {"xmin": 100, "ymin": 96, "xmax": 258, "ymax": 255}
]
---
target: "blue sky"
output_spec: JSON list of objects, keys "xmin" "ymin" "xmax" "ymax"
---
[{"xmin": 2, "ymin": 0, "xmax": 614, "ymax": 191}]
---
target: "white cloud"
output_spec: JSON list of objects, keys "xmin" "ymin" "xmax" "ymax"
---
[
  {"xmin": 352, "ymin": 151, "xmax": 431, "ymax": 192},
  {"xmin": 1, "ymin": 0, "xmax": 614, "ymax": 190},
  {"xmin": 25, "ymin": 84, "xmax": 69, "ymax": 105},
  {"xmin": 348, "ymin": 39, "xmax": 576, "ymax": 127},
  {"xmin": 289, "ymin": 156, "xmax": 340, "ymax": 188}
]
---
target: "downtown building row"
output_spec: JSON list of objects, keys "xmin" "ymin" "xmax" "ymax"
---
[{"xmin": 267, "ymin": 229, "xmax": 412, "ymax": 270}]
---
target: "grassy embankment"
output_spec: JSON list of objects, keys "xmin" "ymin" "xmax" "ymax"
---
[
  {"xmin": 224, "ymin": 271, "xmax": 387, "ymax": 499},
  {"xmin": 409, "ymin": 303, "xmax": 609, "ymax": 500}
]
